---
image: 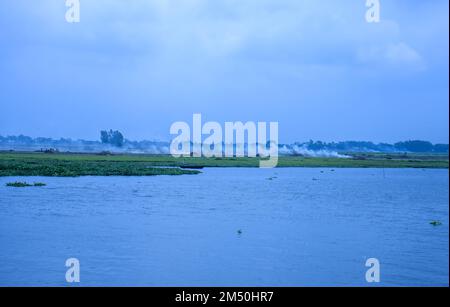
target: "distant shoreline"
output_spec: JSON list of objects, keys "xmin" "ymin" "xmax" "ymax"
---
[
  {"xmin": 0, "ymin": 151, "xmax": 448, "ymax": 177},
  {"xmin": 1, "ymin": 135, "xmax": 448, "ymax": 156}
]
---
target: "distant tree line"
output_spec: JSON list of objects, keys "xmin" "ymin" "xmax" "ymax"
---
[
  {"xmin": 0, "ymin": 134, "xmax": 448, "ymax": 153},
  {"xmin": 303, "ymin": 140, "xmax": 449, "ymax": 153}
]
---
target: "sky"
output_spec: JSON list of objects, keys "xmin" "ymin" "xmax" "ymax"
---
[{"xmin": 0, "ymin": 0, "xmax": 448, "ymax": 144}]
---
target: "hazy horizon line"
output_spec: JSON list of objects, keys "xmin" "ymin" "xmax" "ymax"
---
[{"xmin": 1, "ymin": 133, "xmax": 448, "ymax": 146}]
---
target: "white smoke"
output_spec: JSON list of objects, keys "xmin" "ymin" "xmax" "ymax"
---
[
  {"xmin": 1, "ymin": 136, "xmax": 349, "ymax": 157},
  {"xmin": 279, "ymin": 145, "xmax": 350, "ymax": 158}
]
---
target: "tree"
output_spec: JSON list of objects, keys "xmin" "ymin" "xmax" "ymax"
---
[
  {"xmin": 100, "ymin": 130, "xmax": 124, "ymax": 147},
  {"xmin": 394, "ymin": 140, "xmax": 433, "ymax": 153},
  {"xmin": 100, "ymin": 131, "xmax": 109, "ymax": 144},
  {"xmin": 434, "ymin": 144, "xmax": 449, "ymax": 153}
]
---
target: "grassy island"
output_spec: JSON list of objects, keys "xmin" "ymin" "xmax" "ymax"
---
[{"xmin": 0, "ymin": 151, "xmax": 447, "ymax": 177}]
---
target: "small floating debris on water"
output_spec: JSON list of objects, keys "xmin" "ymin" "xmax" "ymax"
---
[
  {"xmin": 237, "ymin": 229, "xmax": 243, "ymax": 235},
  {"xmin": 330, "ymin": 169, "xmax": 335, "ymax": 172},
  {"xmin": 266, "ymin": 176, "xmax": 277, "ymax": 180},
  {"xmin": 6, "ymin": 182, "xmax": 46, "ymax": 187},
  {"xmin": 312, "ymin": 178, "xmax": 319, "ymax": 181},
  {"xmin": 430, "ymin": 221, "xmax": 443, "ymax": 226}
]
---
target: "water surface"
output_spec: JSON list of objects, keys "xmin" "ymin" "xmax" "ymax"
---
[{"xmin": 0, "ymin": 168, "xmax": 448, "ymax": 286}]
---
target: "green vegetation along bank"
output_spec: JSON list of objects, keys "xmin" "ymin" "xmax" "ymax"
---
[
  {"xmin": 0, "ymin": 152, "xmax": 201, "ymax": 177},
  {"xmin": 0, "ymin": 151, "xmax": 447, "ymax": 177}
]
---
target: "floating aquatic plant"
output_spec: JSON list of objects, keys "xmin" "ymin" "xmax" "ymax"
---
[
  {"xmin": 6, "ymin": 182, "xmax": 46, "ymax": 187},
  {"xmin": 430, "ymin": 221, "xmax": 443, "ymax": 226},
  {"xmin": 6, "ymin": 182, "xmax": 32, "ymax": 187}
]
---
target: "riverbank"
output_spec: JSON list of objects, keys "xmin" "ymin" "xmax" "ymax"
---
[{"xmin": 0, "ymin": 151, "xmax": 448, "ymax": 177}]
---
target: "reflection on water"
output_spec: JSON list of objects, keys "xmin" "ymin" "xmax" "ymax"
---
[{"xmin": 0, "ymin": 168, "xmax": 448, "ymax": 286}]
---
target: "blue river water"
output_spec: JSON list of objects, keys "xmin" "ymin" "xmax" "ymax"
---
[{"xmin": 0, "ymin": 168, "xmax": 448, "ymax": 286}]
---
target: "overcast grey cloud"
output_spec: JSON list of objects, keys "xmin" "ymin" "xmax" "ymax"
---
[{"xmin": 0, "ymin": 0, "xmax": 448, "ymax": 143}]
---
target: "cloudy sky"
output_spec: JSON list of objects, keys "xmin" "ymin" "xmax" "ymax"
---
[{"xmin": 0, "ymin": 0, "xmax": 448, "ymax": 143}]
